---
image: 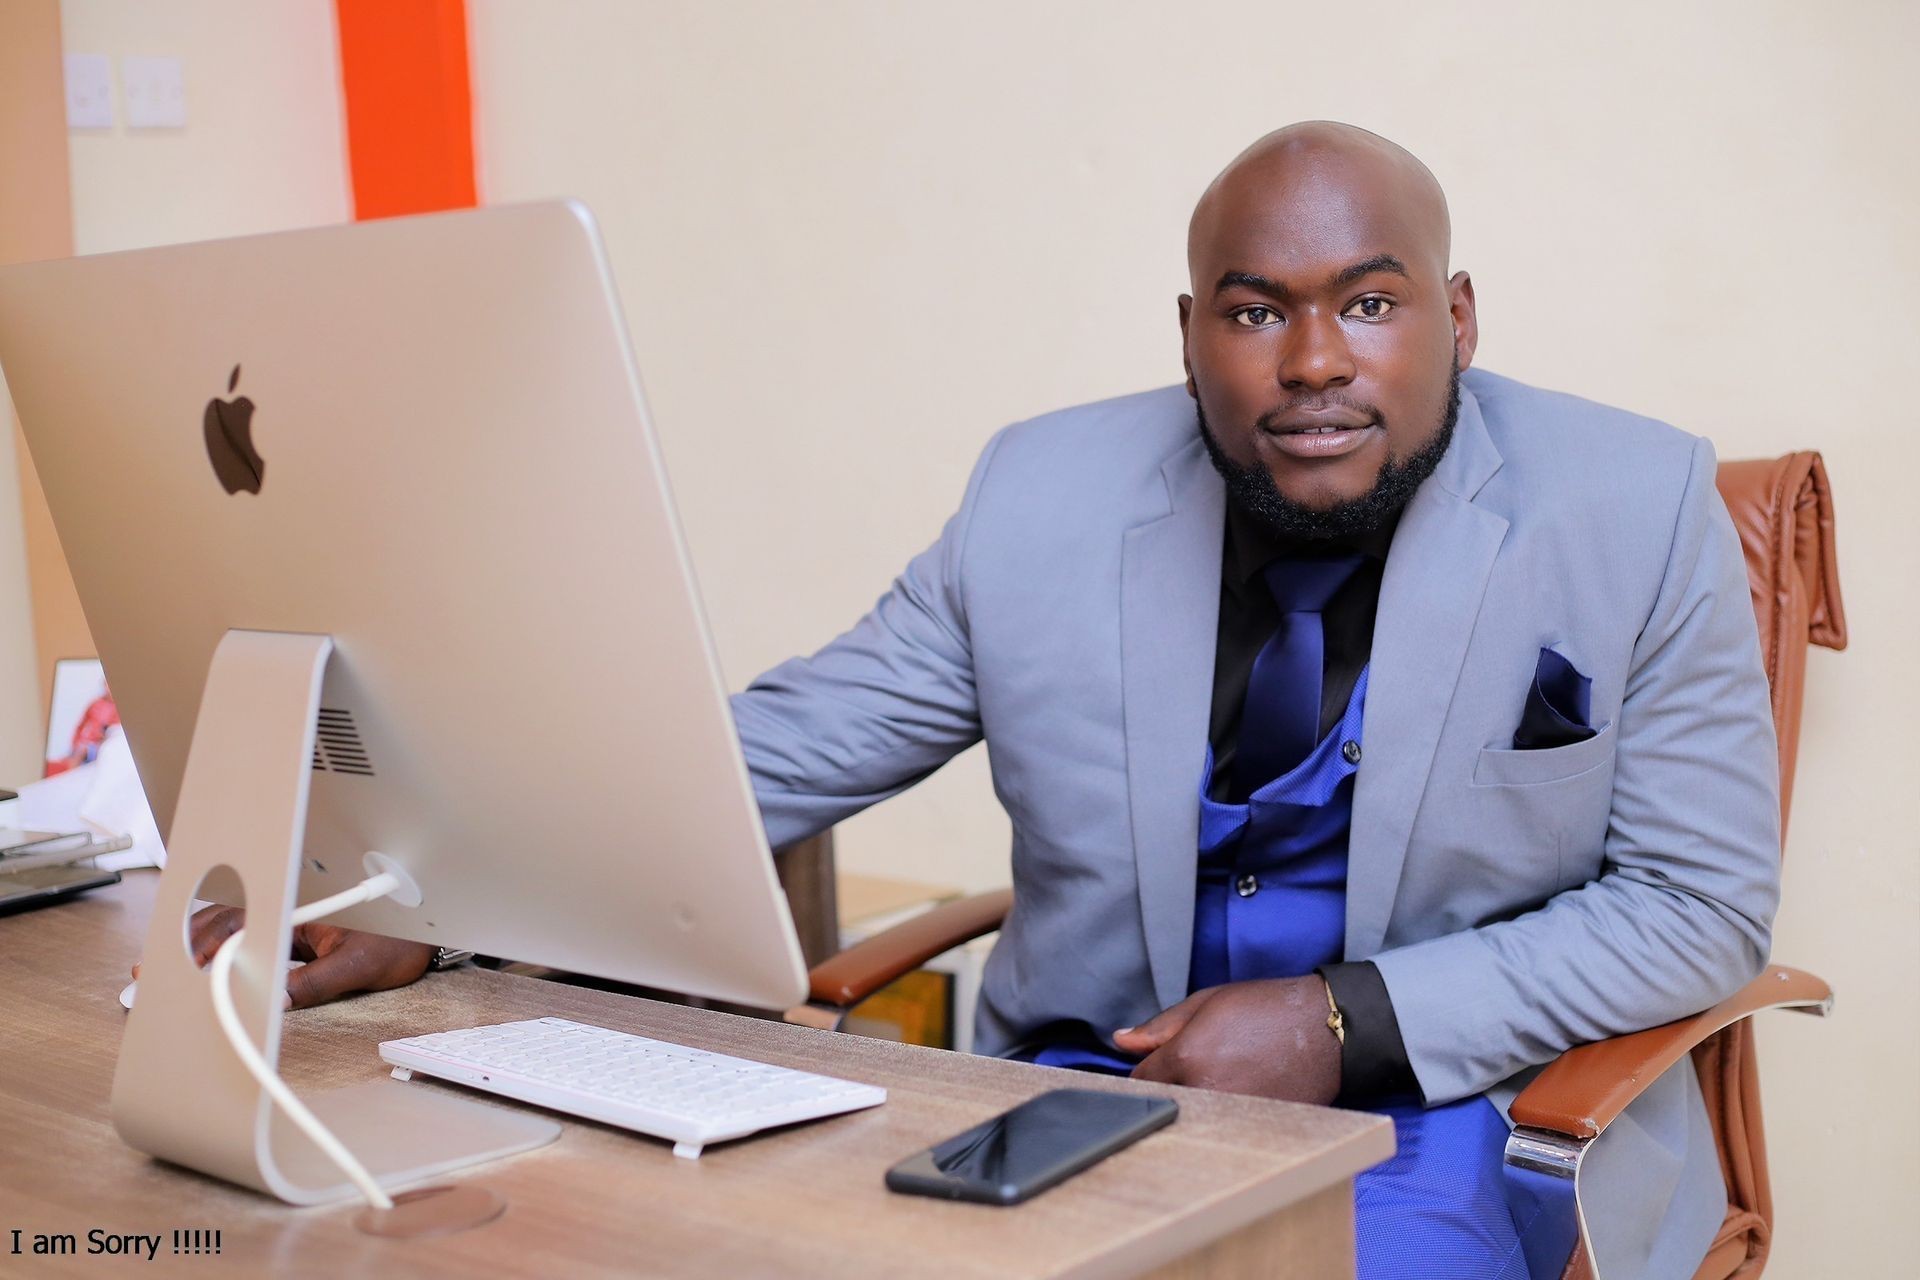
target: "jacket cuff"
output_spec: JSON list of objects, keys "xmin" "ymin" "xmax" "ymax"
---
[{"xmin": 1318, "ymin": 961, "xmax": 1420, "ymax": 1105}]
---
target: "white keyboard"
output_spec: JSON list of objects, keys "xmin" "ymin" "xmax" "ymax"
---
[{"xmin": 379, "ymin": 1017, "xmax": 886, "ymax": 1159}]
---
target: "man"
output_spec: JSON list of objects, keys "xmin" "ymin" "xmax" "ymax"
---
[
  {"xmin": 730, "ymin": 122, "xmax": 1777, "ymax": 1278},
  {"xmin": 181, "ymin": 123, "xmax": 1780, "ymax": 1279}
]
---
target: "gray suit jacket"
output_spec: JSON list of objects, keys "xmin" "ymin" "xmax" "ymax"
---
[{"xmin": 732, "ymin": 369, "xmax": 1780, "ymax": 1279}]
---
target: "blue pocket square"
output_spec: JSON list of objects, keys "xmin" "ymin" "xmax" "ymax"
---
[{"xmin": 1514, "ymin": 647, "xmax": 1595, "ymax": 750}]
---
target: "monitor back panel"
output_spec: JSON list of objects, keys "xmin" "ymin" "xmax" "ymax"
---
[{"xmin": 0, "ymin": 203, "xmax": 808, "ymax": 1007}]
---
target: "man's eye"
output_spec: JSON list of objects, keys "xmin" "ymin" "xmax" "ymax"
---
[
  {"xmin": 1232, "ymin": 306, "xmax": 1280, "ymax": 327},
  {"xmin": 1346, "ymin": 296, "xmax": 1394, "ymax": 319}
]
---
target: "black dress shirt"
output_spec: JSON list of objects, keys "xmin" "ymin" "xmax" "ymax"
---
[{"xmin": 1205, "ymin": 503, "xmax": 1418, "ymax": 1104}]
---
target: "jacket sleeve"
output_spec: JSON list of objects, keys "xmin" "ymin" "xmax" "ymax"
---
[
  {"xmin": 1369, "ymin": 436, "xmax": 1782, "ymax": 1105},
  {"xmin": 728, "ymin": 430, "xmax": 1006, "ymax": 849}
]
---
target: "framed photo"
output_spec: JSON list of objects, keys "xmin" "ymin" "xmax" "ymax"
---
[{"xmin": 44, "ymin": 657, "xmax": 116, "ymax": 777}]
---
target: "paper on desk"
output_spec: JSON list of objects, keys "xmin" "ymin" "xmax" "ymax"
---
[
  {"xmin": 12, "ymin": 758, "xmax": 91, "ymax": 828},
  {"xmin": 13, "ymin": 726, "xmax": 164, "ymax": 871}
]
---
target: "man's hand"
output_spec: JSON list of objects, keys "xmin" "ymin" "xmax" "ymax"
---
[
  {"xmin": 131, "ymin": 907, "xmax": 434, "ymax": 1009},
  {"xmin": 1112, "ymin": 976, "xmax": 1341, "ymax": 1104}
]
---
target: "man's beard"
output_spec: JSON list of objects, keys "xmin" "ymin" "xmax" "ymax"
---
[{"xmin": 1196, "ymin": 357, "xmax": 1461, "ymax": 541}]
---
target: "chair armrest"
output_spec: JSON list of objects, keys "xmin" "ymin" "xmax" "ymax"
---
[
  {"xmin": 1508, "ymin": 965, "xmax": 1832, "ymax": 1141},
  {"xmin": 805, "ymin": 888, "xmax": 1012, "ymax": 1009}
]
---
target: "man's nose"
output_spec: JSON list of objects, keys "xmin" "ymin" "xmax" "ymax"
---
[{"xmin": 1277, "ymin": 312, "xmax": 1356, "ymax": 391}]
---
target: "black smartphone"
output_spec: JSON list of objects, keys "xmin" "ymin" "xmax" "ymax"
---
[{"xmin": 885, "ymin": 1088, "xmax": 1178, "ymax": 1206}]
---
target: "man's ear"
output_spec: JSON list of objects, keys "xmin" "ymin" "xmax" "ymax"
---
[
  {"xmin": 1177, "ymin": 294, "xmax": 1197, "ymax": 398},
  {"xmin": 1448, "ymin": 272, "xmax": 1479, "ymax": 371}
]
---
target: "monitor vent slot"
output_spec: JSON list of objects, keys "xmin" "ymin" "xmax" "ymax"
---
[{"xmin": 312, "ymin": 707, "xmax": 376, "ymax": 777}]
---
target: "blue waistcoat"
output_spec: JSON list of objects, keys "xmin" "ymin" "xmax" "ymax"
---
[{"xmin": 1191, "ymin": 666, "xmax": 1370, "ymax": 987}]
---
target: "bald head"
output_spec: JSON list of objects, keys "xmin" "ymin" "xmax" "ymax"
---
[
  {"xmin": 1189, "ymin": 122, "xmax": 1451, "ymax": 285},
  {"xmin": 1177, "ymin": 121, "xmax": 1475, "ymax": 536}
]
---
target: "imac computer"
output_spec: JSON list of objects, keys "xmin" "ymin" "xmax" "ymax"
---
[{"xmin": 0, "ymin": 202, "xmax": 838, "ymax": 1214}]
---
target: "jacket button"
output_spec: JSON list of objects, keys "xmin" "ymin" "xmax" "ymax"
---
[
  {"xmin": 1235, "ymin": 873, "xmax": 1258, "ymax": 898},
  {"xmin": 1342, "ymin": 739, "xmax": 1362, "ymax": 765}
]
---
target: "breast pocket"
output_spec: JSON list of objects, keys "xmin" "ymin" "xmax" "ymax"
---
[{"xmin": 1472, "ymin": 719, "xmax": 1617, "ymax": 787}]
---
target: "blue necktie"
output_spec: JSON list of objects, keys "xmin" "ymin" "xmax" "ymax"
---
[{"xmin": 1233, "ymin": 555, "xmax": 1364, "ymax": 798}]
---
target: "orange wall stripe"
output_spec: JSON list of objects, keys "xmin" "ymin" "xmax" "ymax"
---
[{"xmin": 334, "ymin": 0, "xmax": 476, "ymax": 220}]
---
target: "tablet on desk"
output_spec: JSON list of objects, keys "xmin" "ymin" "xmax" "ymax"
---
[{"xmin": 0, "ymin": 864, "xmax": 121, "ymax": 916}]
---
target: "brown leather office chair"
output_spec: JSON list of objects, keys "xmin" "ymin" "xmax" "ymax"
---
[{"xmin": 791, "ymin": 453, "xmax": 1847, "ymax": 1280}]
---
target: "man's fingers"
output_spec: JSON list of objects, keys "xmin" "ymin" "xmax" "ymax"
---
[
  {"xmin": 284, "ymin": 930, "xmax": 433, "ymax": 1010},
  {"xmin": 1129, "ymin": 1045, "xmax": 1186, "ymax": 1086},
  {"xmin": 188, "ymin": 906, "xmax": 246, "ymax": 968},
  {"xmin": 149, "ymin": 912, "xmax": 434, "ymax": 1012},
  {"xmin": 1112, "ymin": 1009, "xmax": 1186, "ymax": 1051},
  {"xmin": 1112, "ymin": 988, "xmax": 1216, "ymax": 1052},
  {"xmin": 283, "ymin": 946, "xmax": 370, "ymax": 1010}
]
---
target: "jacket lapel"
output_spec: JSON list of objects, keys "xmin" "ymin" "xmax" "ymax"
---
[
  {"xmin": 1345, "ymin": 384, "xmax": 1507, "ymax": 960},
  {"xmin": 1121, "ymin": 436, "xmax": 1224, "ymax": 1010}
]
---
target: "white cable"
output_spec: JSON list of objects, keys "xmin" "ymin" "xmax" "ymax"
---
[
  {"xmin": 207, "ymin": 870, "xmax": 408, "ymax": 1212},
  {"xmin": 290, "ymin": 873, "xmax": 402, "ymax": 928}
]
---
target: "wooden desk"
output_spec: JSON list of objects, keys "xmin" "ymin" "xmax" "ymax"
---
[{"xmin": 0, "ymin": 871, "xmax": 1392, "ymax": 1278}]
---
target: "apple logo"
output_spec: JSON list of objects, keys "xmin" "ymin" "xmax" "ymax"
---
[{"xmin": 203, "ymin": 364, "xmax": 264, "ymax": 494}]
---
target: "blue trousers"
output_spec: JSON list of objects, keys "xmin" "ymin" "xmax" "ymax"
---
[{"xmin": 1358, "ymin": 1096, "xmax": 1568, "ymax": 1280}]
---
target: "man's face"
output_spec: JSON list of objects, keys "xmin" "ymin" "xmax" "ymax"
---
[{"xmin": 1180, "ymin": 151, "xmax": 1476, "ymax": 533}]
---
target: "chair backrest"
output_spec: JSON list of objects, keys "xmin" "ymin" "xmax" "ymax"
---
[
  {"xmin": 1690, "ymin": 453, "xmax": 1846, "ymax": 1278},
  {"xmin": 1713, "ymin": 455, "xmax": 1849, "ymax": 832}
]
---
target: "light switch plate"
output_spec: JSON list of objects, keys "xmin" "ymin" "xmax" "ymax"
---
[
  {"xmin": 64, "ymin": 53, "xmax": 114, "ymax": 129},
  {"xmin": 122, "ymin": 55, "xmax": 187, "ymax": 129}
]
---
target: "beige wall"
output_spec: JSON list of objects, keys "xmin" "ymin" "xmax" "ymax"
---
[
  {"xmin": 58, "ymin": 0, "xmax": 351, "ymax": 257},
  {"xmin": 467, "ymin": 1, "xmax": 1917, "ymax": 1271}
]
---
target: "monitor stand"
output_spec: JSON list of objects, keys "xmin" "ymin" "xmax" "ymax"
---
[{"xmin": 110, "ymin": 630, "xmax": 558, "ymax": 1223}]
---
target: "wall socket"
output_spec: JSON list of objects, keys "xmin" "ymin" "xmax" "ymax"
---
[
  {"xmin": 122, "ymin": 55, "xmax": 187, "ymax": 129},
  {"xmin": 64, "ymin": 53, "xmax": 114, "ymax": 129}
]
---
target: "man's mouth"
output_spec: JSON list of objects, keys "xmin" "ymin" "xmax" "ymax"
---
[
  {"xmin": 1261, "ymin": 408, "xmax": 1376, "ymax": 434},
  {"xmin": 1255, "ymin": 415, "xmax": 1379, "ymax": 459}
]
